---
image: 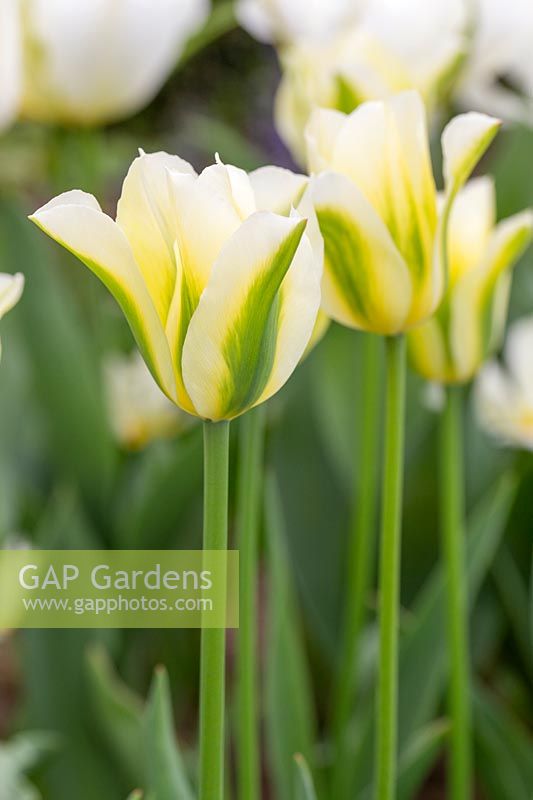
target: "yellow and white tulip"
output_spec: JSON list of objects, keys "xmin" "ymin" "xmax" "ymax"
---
[
  {"xmin": 306, "ymin": 91, "xmax": 500, "ymax": 336},
  {"xmin": 409, "ymin": 177, "xmax": 533, "ymax": 383},
  {"xmin": 0, "ymin": 272, "xmax": 24, "ymax": 359},
  {"xmin": 31, "ymin": 153, "xmax": 321, "ymax": 421},
  {"xmin": 0, "ymin": 0, "xmax": 210, "ymax": 130},
  {"xmin": 104, "ymin": 351, "xmax": 191, "ymax": 450},
  {"xmin": 475, "ymin": 316, "xmax": 533, "ymax": 450},
  {"xmin": 274, "ymin": 3, "xmax": 468, "ymax": 163}
]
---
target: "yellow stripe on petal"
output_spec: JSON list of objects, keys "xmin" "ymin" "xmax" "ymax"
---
[
  {"xmin": 30, "ymin": 197, "xmax": 176, "ymax": 401},
  {"xmin": 408, "ymin": 319, "xmax": 449, "ymax": 383},
  {"xmin": 181, "ymin": 212, "xmax": 315, "ymax": 420},
  {"xmin": 116, "ymin": 151, "xmax": 196, "ymax": 324}
]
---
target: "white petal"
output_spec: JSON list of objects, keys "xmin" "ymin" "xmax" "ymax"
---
[
  {"xmin": 0, "ymin": 273, "xmax": 24, "ymax": 320},
  {"xmin": 305, "ymin": 108, "xmax": 347, "ymax": 174},
  {"xmin": 0, "ymin": 0, "xmax": 22, "ymax": 130},
  {"xmin": 249, "ymin": 166, "xmax": 308, "ymax": 214},
  {"xmin": 447, "ymin": 176, "xmax": 496, "ymax": 283},
  {"xmin": 116, "ymin": 151, "xmax": 196, "ymax": 322},
  {"xmin": 441, "ymin": 111, "xmax": 501, "ymax": 197},
  {"xmin": 30, "ymin": 196, "xmax": 176, "ymax": 400},
  {"xmin": 21, "ymin": 0, "xmax": 210, "ymax": 124}
]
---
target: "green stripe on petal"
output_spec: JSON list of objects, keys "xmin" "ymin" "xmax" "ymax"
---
[
  {"xmin": 181, "ymin": 212, "xmax": 310, "ymax": 421},
  {"xmin": 312, "ymin": 171, "xmax": 412, "ymax": 334},
  {"xmin": 30, "ymin": 200, "xmax": 176, "ymax": 401}
]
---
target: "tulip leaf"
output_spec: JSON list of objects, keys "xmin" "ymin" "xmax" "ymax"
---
[
  {"xmin": 143, "ymin": 666, "xmax": 195, "ymax": 800},
  {"xmin": 86, "ymin": 644, "xmax": 144, "ymax": 786},
  {"xmin": 0, "ymin": 199, "xmax": 117, "ymax": 514},
  {"xmin": 491, "ymin": 543, "xmax": 533, "ymax": 680},
  {"xmin": 264, "ymin": 472, "xmax": 318, "ymax": 800},
  {"xmin": 474, "ymin": 682, "xmax": 533, "ymax": 799},
  {"xmin": 293, "ymin": 754, "xmax": 318, "ymax": 800}
]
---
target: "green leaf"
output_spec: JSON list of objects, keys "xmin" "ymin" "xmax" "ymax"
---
[
  {"xmin": 0, "ymin": 199, "xmax": 117, "ymax": 513},
  {"xmin": 143, "ymin": 666, "xmax": 195, "ymax": 800},
  {"xmin": 264, "ymin": 473, "xmax": 318, "ymax": 800},
  {"xmin": 86, "ymin": 644, "xmax": 144, "ymax": 785},
  {"xmin": 293, "ymin": 754, "xmax": 318, "ymax": 800},
  {"xmin": 491, "ymin": 543, "xmax": 533, "ymax": 680},
  {"xmin": 474, "ymin": 683, "xmax": 533, "ymax": 800},
  {"xmin": 349, "ymin": 469, "xmax": 518, "ymax": 793},
  {"xmin": 359, "ymin": 720, "xmax": 449, "ymax": 800}
]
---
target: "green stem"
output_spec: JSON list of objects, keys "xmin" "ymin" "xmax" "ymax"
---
[
  {"xmin": 236, "ymin": 405, "xmax": 266, "ymax": 800},
  {"xmin": 332, "ymin": 333, "xmax": 381, "ymax": 798},
  {"xmin": 375, "ymin": 335, "xmax": 406, "ymax": 800},
  {"xmin": 199, "ymin": 420, "xmax": 230, "ymax": 800},
  {"xmin": 440, "ymin": 387, "xmax": 471, "ymax": 800}
]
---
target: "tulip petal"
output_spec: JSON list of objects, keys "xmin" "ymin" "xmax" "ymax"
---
[
  {"xmin": 305, "ymin": 108, "xmax": 347, "ymax": 174},
  {"xmin": 0, "ymin": 0, "xmax": 21, "ymax": 131},
  {"xmin": 450, "ymin": 210, "xmax": 533, "ymax": 380},
  {"xmin": 30, "ymin": 195, "xmax": 176, "ymax": 400},
  {"xmin": 0, "ymin": 273, "xmax": 24, "ymax": 320},
  {"xmin": 249, "ymin": 166, "xmax": 308, "ymax": 214},
  {"xmin": 182, "ymin": 212, "xmax": 316, "ymax": 420},
  {"xmin": 116, "ymin": 151, "xmax": 196, "ymax": 323},
  {"xmin": 408, "ymin": 318, "xmax": 448, "ymax": 382},
  {"xmin": 446, "ymin": 177, "xmax": 495, "ymax": 283},
  {"xmin": 442, "ymin": 112, "xmax": 501, "ymax": 199},
  {"xmin": 312, "ymin": 171, "xmax": 412, "ymax": 334}
]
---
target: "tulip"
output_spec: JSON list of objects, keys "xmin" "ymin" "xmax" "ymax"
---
[
  {"xmin": 236, "ymin": 0, "xmax": 361, "ymax": 46},
  {"xmin": 304, "ymin": 91, "xmax": 501, "ymax": 800},
  {"xmin": 1, "ymin": 0, "xmax": 210, "ymax": 130},
  {"xmin": 104, "ymin": 351, "xmax": 189, "ymax": 450},
  {"xmin": 458, "ymin": 0, "xmax": 533, "ymax": 125},
  {"xmin": 30, "ymin": 153, "xmax": 321, "ymax": 422},
  {"xmin": 307, "ymin": 92, "xmax": 501, "ymax": 336},
  {"xmin": 409, "ymin": 177, "xmax": 533, "ymax": 384},
  {"xmin": 274, "ymin": 3, "xmax": 468, "ymax": 163},
  {"xmin": 31, "ymin": 150, "xmax": 321, "ymax": 800},
  {"xmin": 0, "ymin": 273, "xmax": 24, "ymax": 358},
  {"xmin": 475, "ymin": 316, "xmax": 533, "ymax": 451}
]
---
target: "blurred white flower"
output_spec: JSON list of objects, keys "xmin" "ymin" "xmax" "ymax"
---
[
  {"xmin": 104, "ymin": 351, "xmax": 188, "ymax": 450},
  {"xmin": 475, "ymin": 317, "xmax": 533, "ymax": 450},
  {"xmin": 275, "ymin": 1, "xmax": 469, "ymax": 161},
  {"xmin": 0, "ymin": 272, "xmax": 24, "ymax": 359},
  {"xmin": 458, "ymin": 0, "xmax": 533, "ymax": 125},
  {"xmin": 236, "ymin": 0, "xmax": 363, "ymax": 45},
  {"xmin": 1, "ymin": 0, "xmax": 210, "ymax": 129}
]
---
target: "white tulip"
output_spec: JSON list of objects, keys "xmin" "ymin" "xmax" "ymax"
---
[
  {"xmin": 475, "ymin": 317, "xmax": 533, "ymax": 450},
  {"xmin": 1, "ymin": 0, "xmax": 210, "ymax": 129},
  {"xmin": 458, "ymin": 0, "xmax": 533, "ymax": 125},
  {"xmin": 236, "ymin": 0, "xmax": 363, "ymax": 45}
]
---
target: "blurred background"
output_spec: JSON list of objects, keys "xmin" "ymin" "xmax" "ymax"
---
[{"xmin": 0, "ymin": 0, "xmax": 532, "ymax": 798}]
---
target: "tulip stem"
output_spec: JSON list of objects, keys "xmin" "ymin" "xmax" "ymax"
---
[
  {"xmin": 440, "ymin": 386, "xmax": 471, "ymax": 800},
  {"xmin": 375, "ymin": 334, "xmax": 406, "ymax": 800},
  {"xmin": 199, "ymin": 420, "xmax": 230, "ymax": 800},
  {"xmin": 333, "ymin": 333, "xmax": 381, "ymax": 797},
  {"xmin": 236, "ymin": 405, "xmax": 266, "ymax": 800}
]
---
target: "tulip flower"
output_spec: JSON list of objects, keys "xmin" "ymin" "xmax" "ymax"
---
[
  {"xmin": 104, "ymin": 351, "xmax": 189, "ymax": 450},
  {"xmin": 30, "ymin": 150, "xmax": 321, "ymax": 800},
  {"xmin": 475, "ymin": 316, "xmax": 533, "ymax": 451},
  {"xmin": 0, "ymin": 273, "xmax": 24, "ymax": 358},
  {"xmin": 30, "ymin": 153, "xmax": 321, "ymax": 422},
  {"xmin": 304, "ymin": 90, "xmax": 501, "ymax": 800},
  {"xmin": 409, "ymin": 177, "xmax": 533, "ymax": 384},
  {"xmin": 274, "ymin": 3, "xmax": 468, "ymax": 163},
  {"xmin": 458, "ymin": 0, "xmax": 533, "ymax": 126},
  {"xmin": 408, "ymin": 176, "xmax": 532, "ymax": 800},
  {"xmin": 1, "ymin": 0, "xmax": 210, "ymax": 130},
  {"xmin": 236, "ymin": 0, "xmax": 362, "ymax": 46}
]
